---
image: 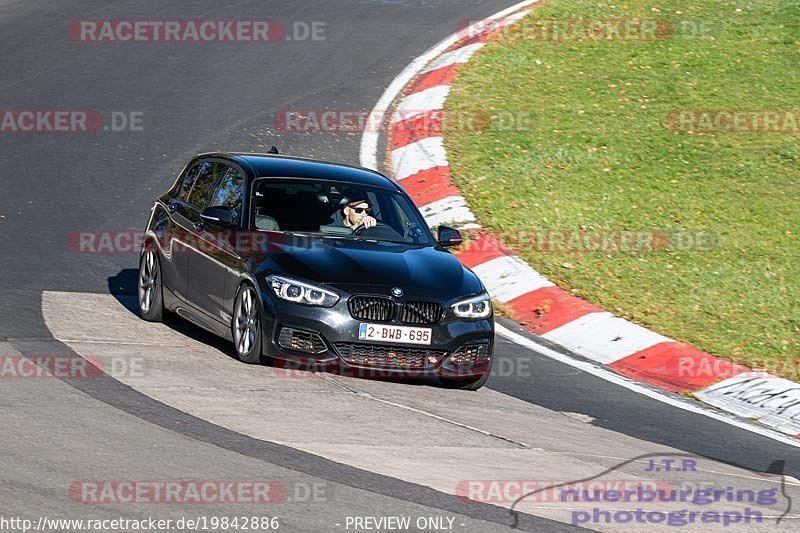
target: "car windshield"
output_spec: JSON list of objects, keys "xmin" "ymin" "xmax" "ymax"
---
[{"xmin": 250, "ymin": 179, "xmax": 434, "ymax": 246}]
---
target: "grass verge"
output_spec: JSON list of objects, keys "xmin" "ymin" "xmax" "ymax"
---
[{"xmin": 444, "ymin": 0, "xmax": 799, "ymax": 378}]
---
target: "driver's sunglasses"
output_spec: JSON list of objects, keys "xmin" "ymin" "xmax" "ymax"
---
[{"xmin": 353, "ymin": 207, "xmax": 371, "ymax": 214}]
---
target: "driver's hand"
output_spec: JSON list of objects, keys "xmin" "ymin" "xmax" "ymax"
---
[{"xmin": 363, "ymin": 215, "xmax": 377, "ymax": 229}]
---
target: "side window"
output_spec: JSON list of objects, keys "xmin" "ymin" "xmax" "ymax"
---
[
  {"xmin": 177, "ymin": 163, "xmax": 201, "ymax": 202},
  {"xmin": 209, "ymin": 167, "xmax": 243, "ymax": 226},
  {"xmin": 187, "ymin": 161, "xmax": 226, "ymax": 209}
]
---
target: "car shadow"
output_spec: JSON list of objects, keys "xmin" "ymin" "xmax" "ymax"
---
[
  {"xmin": 108, "ymin": 268, "xmax": 436, "ymax": 388},
  {"xmin": 107, "ymin": 268, "xmax": 237, "ymax": 359}
]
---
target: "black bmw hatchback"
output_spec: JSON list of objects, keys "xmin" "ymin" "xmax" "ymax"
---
[{"xmin": 139, "ymin": 152, "xmax": 494, "ymax": 389}]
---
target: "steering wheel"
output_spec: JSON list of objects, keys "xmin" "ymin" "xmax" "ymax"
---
[
  {"xmin": 352, "ymin": 221, "xmax": 385, "ymax": 234},
  {"xmin": 352, "ymin": 222, "xmax": 405, "ymax": 241}
]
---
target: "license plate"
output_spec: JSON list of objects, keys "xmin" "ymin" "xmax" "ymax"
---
[{"xmin": 358, "ymin": 323, "xmax": 432, "ymax": 345}]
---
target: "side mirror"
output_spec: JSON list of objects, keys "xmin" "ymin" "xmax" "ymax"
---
[
  {"xmin": 438, "ymin": 225, "xmax": 463, "ymax": 248},
  {"xmin": 200, "ymin": 206, "xmax": 235, "ymax": 227}
]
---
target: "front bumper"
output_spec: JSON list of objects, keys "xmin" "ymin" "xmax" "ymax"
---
[{"xmin": 257, "ymin": 283, "xmax": 494, "ymax": 380}]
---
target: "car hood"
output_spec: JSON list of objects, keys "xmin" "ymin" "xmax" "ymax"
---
[{"xmin": 252, "ymin": 235, "xmax": 483, "ymax": 299}]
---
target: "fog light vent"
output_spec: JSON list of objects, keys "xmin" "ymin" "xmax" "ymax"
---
[
  {"xmin": 278, "ymin": 328, "xmax": 327, "ymax": 354},
  {"xmin": 448, "ymin": 343, "xmax": 490, "ymax": 366}
]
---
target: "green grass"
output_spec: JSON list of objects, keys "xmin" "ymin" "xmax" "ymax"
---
[{"xmin": 444, "ymin": 0, "xmax": 800, "ymax": 378}]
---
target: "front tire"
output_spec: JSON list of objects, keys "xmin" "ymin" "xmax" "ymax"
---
[
  {"xmin": 232, "ymin": 283, "xmax": 264, "ymax": 364},
  {"xmin": 439, "ymin": 372, "xmax": 490, "ymax": 391},
  {"xmin": 138, "ymin": 245, "xmax": 164, "ymax": 322}
]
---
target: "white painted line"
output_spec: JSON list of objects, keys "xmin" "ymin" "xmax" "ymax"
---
[
  {"xmin": 495, "ymin": 323, "xmax": 800, "ymax": 448},
  {"xmin": 391, "ymin": 137, "xmax": 448, "ymax": 181},
  {"xmin": 541, "ymin": 312, "xmax": 671, "ymax": 365},
  {"xmin": 696, "ymin": 375, "xmax": 800, "ymax": 436},
  {"xmin": 359, "ymin": 0, "xmax": 542, "ymax": 170},
  {"xmin": 471, "ymin": 255, "xmax": 553, "ymax": 303},
  {"xmin": 495, "ymin": 9, "xmax": 532, "ymax": 26},
  {"xmin": 420, "ymin": 42, "xmax": 485, "ymax": 74},
  {"xmin": 392, "ymin": 85, "xmax": 450, "ymax": 123},
  {"xmin": 458, "ymin": 222, "xmax": 482, "ymax": 231},
  {"xmin": 418, "ymin": 195, "xmax": 477, "ymax": 228},
  {"xmin": 318, "ymin": 374, "xmax": 531, "ymax": 448}
]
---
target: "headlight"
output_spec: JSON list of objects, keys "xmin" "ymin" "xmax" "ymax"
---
[
  {"xmin": 267, "ymin": 275, "xmax": 339, "ymax": 307},
  {"xmin": 451, "ymin": 293, "xmax": 492, "ymax": 319}
]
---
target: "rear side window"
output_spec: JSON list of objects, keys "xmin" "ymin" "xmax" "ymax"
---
[
  {"xmin": 209, "ymin": 167, "xmax": 244, "ymax": 226},
  {"xmin": 187, "ymin": 162, "xmax": 226, "ymax": 209},
  {"xmin": 177, "ymin": 163, "xmax": 201, "ymax": 202}
]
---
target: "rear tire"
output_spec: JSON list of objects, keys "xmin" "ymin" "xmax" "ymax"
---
[
  {"xmin": 232, "ymin": 283, "xmax": 264, "ymax": 364},
  {"xmin": 138, "ymin": 244, "xmax": 164, "ymax": 322}
]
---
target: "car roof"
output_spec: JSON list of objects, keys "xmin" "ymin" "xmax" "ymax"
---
[{"xmin": 195, "ymin": 152, "xmax": 400, "ymax": 190}]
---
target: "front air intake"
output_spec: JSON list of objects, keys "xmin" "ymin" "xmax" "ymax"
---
[
  {"xmin": 447, "ymin": 343, "xmax": 490, "ymax": 366},
  {"xmin": 277, "ymin": 327, "xmax": 328, "ymax": 354},
  {"xmin": 334, "ymin": 343, "xmax": 447, "ymax": 370}
]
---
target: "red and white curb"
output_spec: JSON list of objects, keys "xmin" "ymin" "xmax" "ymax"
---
[{"xmin": 360, "ymin": 0, "xmax": 800, "ymax": 441}]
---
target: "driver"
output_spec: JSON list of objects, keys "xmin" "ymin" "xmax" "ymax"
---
[{"xmin": 342, "ymin": 198, "xmax": 377, "ymax": 231}]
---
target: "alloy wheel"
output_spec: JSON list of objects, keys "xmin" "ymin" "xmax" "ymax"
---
[
  {"xmin": 138, "ymin": 248, "xmax": 158, "ymax": 314},
  {"xmin": 234, "ymin": 286, "xmax": 259, "ymax": 356}
]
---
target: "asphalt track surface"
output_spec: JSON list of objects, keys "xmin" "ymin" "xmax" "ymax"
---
[{"xmin": 0, "ymin": 1, "xmax": 798, "ymax": 531}]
